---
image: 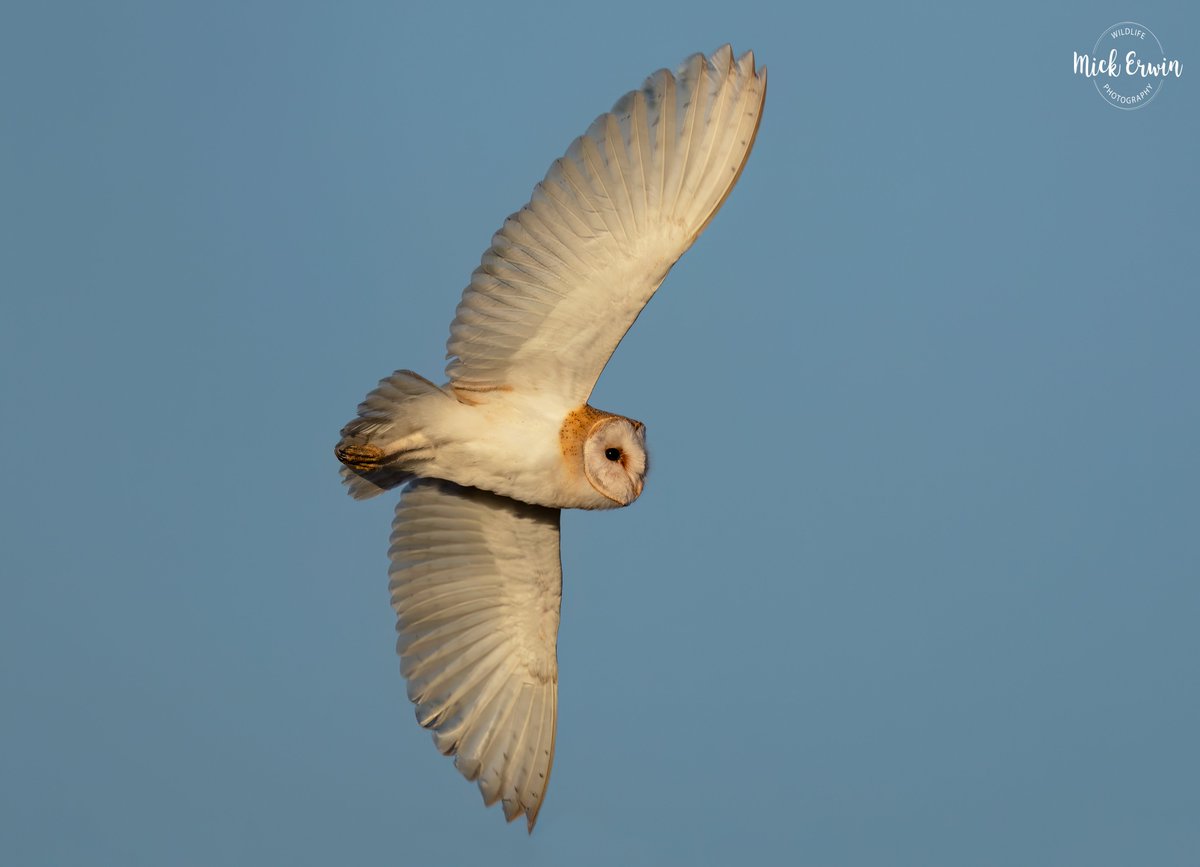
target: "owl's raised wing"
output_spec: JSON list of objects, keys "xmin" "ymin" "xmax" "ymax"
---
[
  {"xmin": 389, "ymin": 478, "xmax": 561, "ymax": 831},
  {"xmin": 446, "ymin": 45, "xmax": 766, "ymax": 407}
]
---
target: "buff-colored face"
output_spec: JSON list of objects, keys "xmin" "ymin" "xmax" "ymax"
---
[{"xmin": 581, "ymin": 416, "xmax": 648, "ymax": 506}]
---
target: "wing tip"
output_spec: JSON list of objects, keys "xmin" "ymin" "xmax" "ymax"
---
[{"xmin": 525, "ymin": 684, "xmax": 557, "ymax": 833}]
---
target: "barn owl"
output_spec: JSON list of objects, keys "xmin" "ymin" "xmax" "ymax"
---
[{"xmin": 336, "ymin": 45, "xmax": 766, "ymax": 830}]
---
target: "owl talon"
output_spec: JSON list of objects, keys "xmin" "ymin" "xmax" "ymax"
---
[{"xmin": 336, "ymin": 443, "xmax": 387, "ymax": 471}]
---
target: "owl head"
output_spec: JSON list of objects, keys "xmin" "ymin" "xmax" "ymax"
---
[{"xmin": 582, "ymin": 415, "xmax": 648, "ymax": 506}]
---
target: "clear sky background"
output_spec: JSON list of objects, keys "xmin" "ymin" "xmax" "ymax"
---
[{"xmin": 3, "ymin": 2, "xmax": 1198, "ymax": 865}]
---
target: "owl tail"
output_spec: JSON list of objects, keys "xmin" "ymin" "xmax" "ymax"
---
[{"xmin": 335, "ymin": 369, "xmax": 449, "ymax": 500}]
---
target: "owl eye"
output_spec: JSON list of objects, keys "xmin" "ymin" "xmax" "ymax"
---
[{"xmin": 604, "ymin": 448, "xmax": 621, "ymax": 462}]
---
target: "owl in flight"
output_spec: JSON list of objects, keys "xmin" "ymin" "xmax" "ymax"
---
[{"xmin": 336, "ymin": 45, "xmax": 766, "ymax": 830}]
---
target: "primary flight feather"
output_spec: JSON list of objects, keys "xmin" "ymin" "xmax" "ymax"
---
[{"xmin": 336, "ymin": 44, "xmax": 766, "ymax": 830}]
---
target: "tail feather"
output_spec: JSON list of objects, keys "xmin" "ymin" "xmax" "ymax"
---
[
  {"xmin": 336, "ymin": 370, "xmax": 448, "ymax": 501},
  {"xmin": 339, "ymin": 464, "xmax": 415, "ymax": 501}
]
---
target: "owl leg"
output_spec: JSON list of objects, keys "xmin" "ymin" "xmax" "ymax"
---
[
  {"xmin": 335, "ymin": 430, "xmax": 435, "ymax": 501},
  {"xmin": 335, "ymin": 431, "xmax": 435, "ymax": 472},
  {"xmin": 336, "ymin": 369, "xmax": 452, "ymax": 499}
]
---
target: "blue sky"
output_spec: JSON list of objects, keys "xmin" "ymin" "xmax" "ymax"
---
[{"xmin": 2, "ymin": 2, "xmax": 1197, "ymax": 865}]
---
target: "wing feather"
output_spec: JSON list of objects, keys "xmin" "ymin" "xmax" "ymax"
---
[
  {"xmin": 389, "ymin": 479, "xmax": 561, "ymax": 831},
  {"xmin": 445, "ymin": 46, "xmax": 766, "ymax": 405}
]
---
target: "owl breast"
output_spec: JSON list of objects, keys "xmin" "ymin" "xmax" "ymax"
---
[{"xmin": 412, "ymin": 392, "xmax": 613, "ymax": 510}]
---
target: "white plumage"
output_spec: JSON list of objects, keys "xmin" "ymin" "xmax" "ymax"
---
[
  {"xmin": 448, "ymin": 47, "xmax": 765, "ymax": 407},
  {"xmin": 391, "ymin": 480, "xmax": 560, "ymax": 824},
  {"xmin": 336, "ymin": 45, "xmax": 766, "ymax": 830}
]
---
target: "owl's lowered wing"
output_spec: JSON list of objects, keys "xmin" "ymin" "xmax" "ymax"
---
[
  {"xmin": 390, "ymin": 478, "xmax": 561, "ymax": 831},
  {"xmin": 446, "ymin": 45, "xmax": 766, "ymax": 407}
]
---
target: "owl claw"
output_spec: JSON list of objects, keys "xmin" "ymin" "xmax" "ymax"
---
[{"xmin": 336, "ymin": 443, "xmax": 387, "ymax": 471}]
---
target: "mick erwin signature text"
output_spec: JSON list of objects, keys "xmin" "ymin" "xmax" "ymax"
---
[{"xmin": 1074, "ymin": 50, "xmax": 1183, "ymax": 79}]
